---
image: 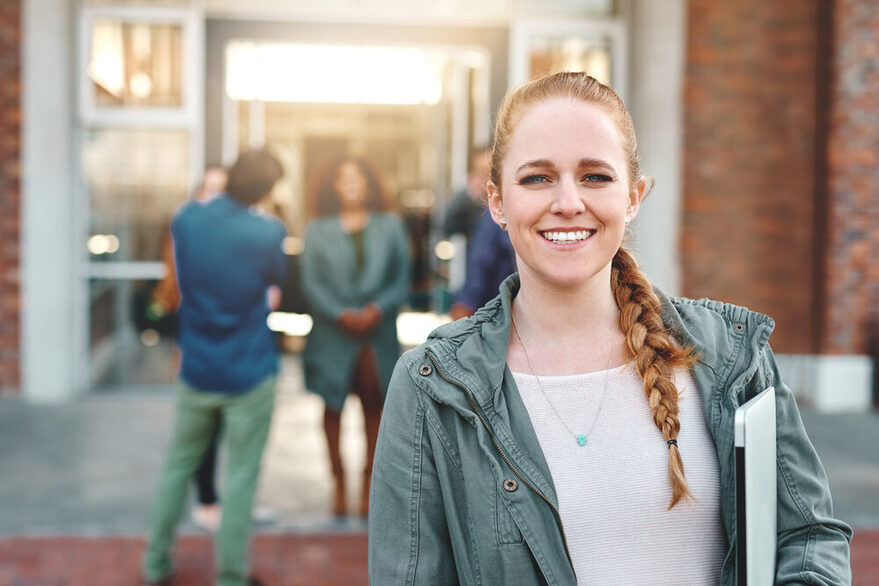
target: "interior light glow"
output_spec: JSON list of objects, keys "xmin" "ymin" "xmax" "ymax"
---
[
  {"xmin": 105, "ymin": 234, "xmax": 120, "ymax": 253},
  {"xmin": 87, "ymin": 234, "xmax": 120, "ymax": 255},
  {"xmin": 397, "ymin": 311, "xmax": 452, "ymax": 347},
  {"xmin": 283, "ymin": 236, "xmax": 304, "ymax": 256},
  {"xmin": 129, "ymin": 72, "xmax": 153, "ymax": 98},
  {"xmin": 434, "ymin": 240, "xmax": 455, "ymax": 261},
  {"xmin": 87, "ymin": 234, "xmax": 109, "ymax": 255},
  {"xmin": 141, "ymin": 328, "xmax": 160, "ymax": 346},
  {"xmin": 226, "ymin": 42, "xmax": 445, "ymax": 105},
  {"xmin": 268, "ymin": 311, "xmax": 450, "ymax": 347},
  {"xmin": 267, "ymin": 312, "xmax": 313, "ymax": 336},
  {"xmin": 89, "ymin": 21, "xmax": 125, "ymax": 97}
]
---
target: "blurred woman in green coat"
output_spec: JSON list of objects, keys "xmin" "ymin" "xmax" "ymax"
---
[{"xmin": 301, "ymin": 156, "xmax": 410, "ymax": 517}]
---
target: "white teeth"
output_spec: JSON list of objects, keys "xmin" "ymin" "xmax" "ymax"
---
[{"xmin": 542, "ymin": 230, "xmax": 593, "ymax": 243}]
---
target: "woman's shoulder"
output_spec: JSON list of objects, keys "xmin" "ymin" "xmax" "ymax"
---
[
  {"xmin": 656, "ymin": 290, "xmax": 777, "ymax": 374},
  {"xmin": 659, "ymin": 291, "xmax": 775, "ymax": 334}
]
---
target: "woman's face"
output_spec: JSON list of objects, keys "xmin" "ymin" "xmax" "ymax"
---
[
  {"xmin": 334, "ymin": 161, "xmax": 369, "ymax": 211},
  {"xmin": 488, "ymin": 97, "xmax": 644, "ymax": 292}
]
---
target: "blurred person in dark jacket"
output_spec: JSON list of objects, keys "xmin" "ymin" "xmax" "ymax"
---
[
  {"xmin": 142, "ymin": 149, "xmax": 285, "ymax": 586},
  {"xmin": 449, "ymin": 210, "xmax": 517, "ymax": 320},
  {"xmin": 442, "ymin": 145, "xmax": 492, "ymax": 239},
  {"xmin": 301, "ymin": 156, "xmax": 410, "ymax": 517}
]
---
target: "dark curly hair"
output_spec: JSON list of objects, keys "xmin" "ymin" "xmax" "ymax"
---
[{"xmin": 315, "ymin": 156, "xmax": 389, "ymax": 217}]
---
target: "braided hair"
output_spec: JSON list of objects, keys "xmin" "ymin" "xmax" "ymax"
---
[{"xmin": 612, "ymin": 248, "xmax": 696, "ymax": 508}]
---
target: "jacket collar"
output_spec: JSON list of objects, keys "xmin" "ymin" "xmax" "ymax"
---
[
  {"xmin": 425, "ymin": 273, "xmax": 776, "ymax": 407},
  {"xmin": 425, "ymin": 275, "xmax": 518, "ymax": 407}
]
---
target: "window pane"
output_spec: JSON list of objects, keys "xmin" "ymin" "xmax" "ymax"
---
[
  {"xmin": 89, "ymin": 278, "xmax": 178, "ymax": 389},
  {"xmin": 528, "ymin": 36, "xmax": 613, "ymax": 85},
  {"xmin": 519, "ymin": 0, "xmax": 614, "ymax": 16},
  {"xmin": 86, "ymin": 0, "xmax": 189, "ymax": 4},
  {"xmin": 83, "ymin": 128, "xmax": 190, "ymax": 262},
  {"xmin": 88, "ymin": 20, "xmax": 184, "ymax": 108}
]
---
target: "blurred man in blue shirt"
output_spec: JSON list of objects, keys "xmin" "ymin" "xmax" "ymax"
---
[{"xmin": 143, "ymin": 149, "xmax": 286, "ymax": 586}]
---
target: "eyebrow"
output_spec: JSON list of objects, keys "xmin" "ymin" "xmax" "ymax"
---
[{"xmin": 515, "ymin": 158, "xmax": 616, "ymax": 174}]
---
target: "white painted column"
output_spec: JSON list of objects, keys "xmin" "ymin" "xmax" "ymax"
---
[
  {"xmin": 627, "ymin": 0, "xmax": 686, "ymax": 295},
  {"xmin": 22, "ymin": 0, "xmax": 78, "ymax": 401}
]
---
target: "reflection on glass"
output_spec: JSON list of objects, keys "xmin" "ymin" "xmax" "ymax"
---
[
  {"xmin": 529, "ymin": 37, "xmax": 612, "ymax": 85},
  {"xmin": 519, "ymin": 0, "xmax": 614, "ymax": 16},
  {"xmin": 86, "ymin": 0, "xmax": 188, "ymax": 4},
  {"xmin": 89, "ymin": 20, "xmax": 183, "ymax": 108},
  {"xmin": 89, "ymin": 278, "xmax": 178, "ymax": 389},
  {"xmin": 82, "ymin": 128, "xmax": 190, "ymax": 262}
]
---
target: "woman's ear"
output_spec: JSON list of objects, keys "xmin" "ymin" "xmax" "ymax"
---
[
  {"xmin": 486, "ymin": 181, "xmax": 506, "ymax": 228},
  {"xmin": 625, "ymin": 176, "xmax": 653, "ymax": 224}
]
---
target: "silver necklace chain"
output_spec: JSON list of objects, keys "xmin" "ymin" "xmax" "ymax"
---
[{"xmin": 511, "ymin": 315, "xmax": 617, "ymax": 447}]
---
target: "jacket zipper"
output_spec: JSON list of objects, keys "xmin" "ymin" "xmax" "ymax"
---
[{"xmin": 425, "ymin": 349, "xmax": 577, "ymax": 581}]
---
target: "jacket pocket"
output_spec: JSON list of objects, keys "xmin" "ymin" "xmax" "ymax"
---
[{"xmin": 496, "ymin": 488, "xmax": 525, "ymax": 545}]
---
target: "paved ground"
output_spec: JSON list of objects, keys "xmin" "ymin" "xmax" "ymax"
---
[
  {"xmin": 0, "ymin": 354, "xmax": 877, "ymax": 584},
  {"xmin": 0, "ymin": 531, "xmax": 875, "ymax": 586},
  {"xmin": 0, "ymin": 534, "xmax": 368, "ymax": 586}
]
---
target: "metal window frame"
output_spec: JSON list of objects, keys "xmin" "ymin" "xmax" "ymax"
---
[
  {"xmin": 508, "ymin": 17, "xmax": 628, "ymax": 103},
  {"xmin": 75, "ymin": 4, "xmax": 204, "ymax": 391}
]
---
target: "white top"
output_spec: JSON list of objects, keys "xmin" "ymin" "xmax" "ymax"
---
[{"xmin": 512, "ymin": 365, "xmax": 727, "ymax": 585}]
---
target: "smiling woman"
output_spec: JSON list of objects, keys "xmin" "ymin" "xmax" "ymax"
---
[{"xmin": 368, "ymin": 72, "xmax": 852, "ymax": 585}]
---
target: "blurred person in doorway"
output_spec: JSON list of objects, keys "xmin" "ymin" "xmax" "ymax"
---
[
  {"xmin": 149, "ymin": 165, "xmax": 229, "ymax": 533},
  {"xmin": 448, "ymin": 210, "xmax": 517, "ymax": 320},
  {"xmin": 301, "ymin": 156, "xmax": 410, "ymax": 517},
  {"xmin": 142, "ymin": 149, "xmax": 286, "ymax": 586},
  {"xmin": 442, "ymin": 145, "xmax": 492, "ymax": 239}
]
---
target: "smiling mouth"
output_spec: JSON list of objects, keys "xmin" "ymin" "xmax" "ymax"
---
[{"xmin": 539, "ymin": 230, "xmax": 595, "ymax": 244}]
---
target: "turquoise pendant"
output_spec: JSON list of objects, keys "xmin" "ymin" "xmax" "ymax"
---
[{"xmin": 577, "ymin": 434, "xmax": 587, "ymax": 446}]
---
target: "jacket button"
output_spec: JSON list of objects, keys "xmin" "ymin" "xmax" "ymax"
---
[
  {"xmin": 503, "ymin": 479, "xmax": 518, "ymax": 492},
  {"xmin": 418, "ymin": 364, "xmax": 433, "ymax": 376}
]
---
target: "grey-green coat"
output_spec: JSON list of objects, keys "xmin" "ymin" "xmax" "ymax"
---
[
  {"xmin": 369, "ymin": 274, "xmax": 852, "ymax": 585},
  {"xmin": 301, "ymin": 213, "xmax": 410, "ymax": 410}
]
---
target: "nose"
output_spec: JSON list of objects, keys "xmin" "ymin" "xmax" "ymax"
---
[{"xmin": 550, "ymin": 175, "xmax": 585, "ymax": 217}]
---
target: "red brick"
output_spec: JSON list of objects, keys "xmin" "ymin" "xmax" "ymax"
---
[
  {"xmin": 0, "ymin": 0, "xmax": 18, "ymax": 392},
  {"xmin": 823, "ymin": 0, "xmax": 879, "ymax": 356}
]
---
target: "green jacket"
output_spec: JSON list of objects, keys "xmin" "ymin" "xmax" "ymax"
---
[
  {"xmin": 301, "ymin": 213, "xmax": 410, "ymax": 410},
  {"xmin": 369, "ymin": 275, "xmax": 852, "ymax": 585}
]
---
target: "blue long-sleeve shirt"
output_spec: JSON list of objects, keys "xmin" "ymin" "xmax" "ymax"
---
[
  {"xmin": 172, "ymin": 194, "xmax": 287, "ymax": 393},
  {"xmin": 454, "ymin": 211, "xmax": 517, "ymax": 312}
]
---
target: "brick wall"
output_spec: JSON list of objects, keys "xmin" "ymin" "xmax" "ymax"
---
[
  {"xmin": 683, "ymin": 1, "xmax": 820, "ymax": 353},
  {"xmin": 824, "ymin": 1, "xmax": 879, "ymax": 357},
  {"xmin": 0, "ymin": 0, "xmax": 20, "ymax": 394}
]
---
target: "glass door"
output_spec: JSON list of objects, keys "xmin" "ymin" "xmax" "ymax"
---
[
  {"xmin": 221, "ymin": 42, "xmax": 491, "ymax": 316},
  {"xmin": 77, "ymin": 3, "xmax": 203, "ymax": 390},
  {"xmin": 509, "ymin": 16, "xmax": 627, "ymax": 101}
]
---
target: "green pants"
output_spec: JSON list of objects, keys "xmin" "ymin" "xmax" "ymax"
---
[{"xmin": 143, "ymin": 376, "xmax": 275, "ymax": 586}]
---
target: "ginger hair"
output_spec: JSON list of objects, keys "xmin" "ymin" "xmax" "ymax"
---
[
  {"xmin": 492, "ymin": 72, "xmax": 695, "ymax": 508},
  {"xmin": 612, "ymin": 248, "xmax": 697, "ymax": 508}
]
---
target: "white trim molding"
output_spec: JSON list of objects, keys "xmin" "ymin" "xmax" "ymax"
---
[{"xmin": 776, "ymin": 354, "xmax": 874, "ymax": 413}]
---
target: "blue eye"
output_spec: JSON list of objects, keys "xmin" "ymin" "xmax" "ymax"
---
[
  {"xmin": 520, "ymin": 175, "xmax": 550, "ymax": 185},
  {"xmin": 583, "ymin": 174, "xmax": 612, "ymax": 183}
]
